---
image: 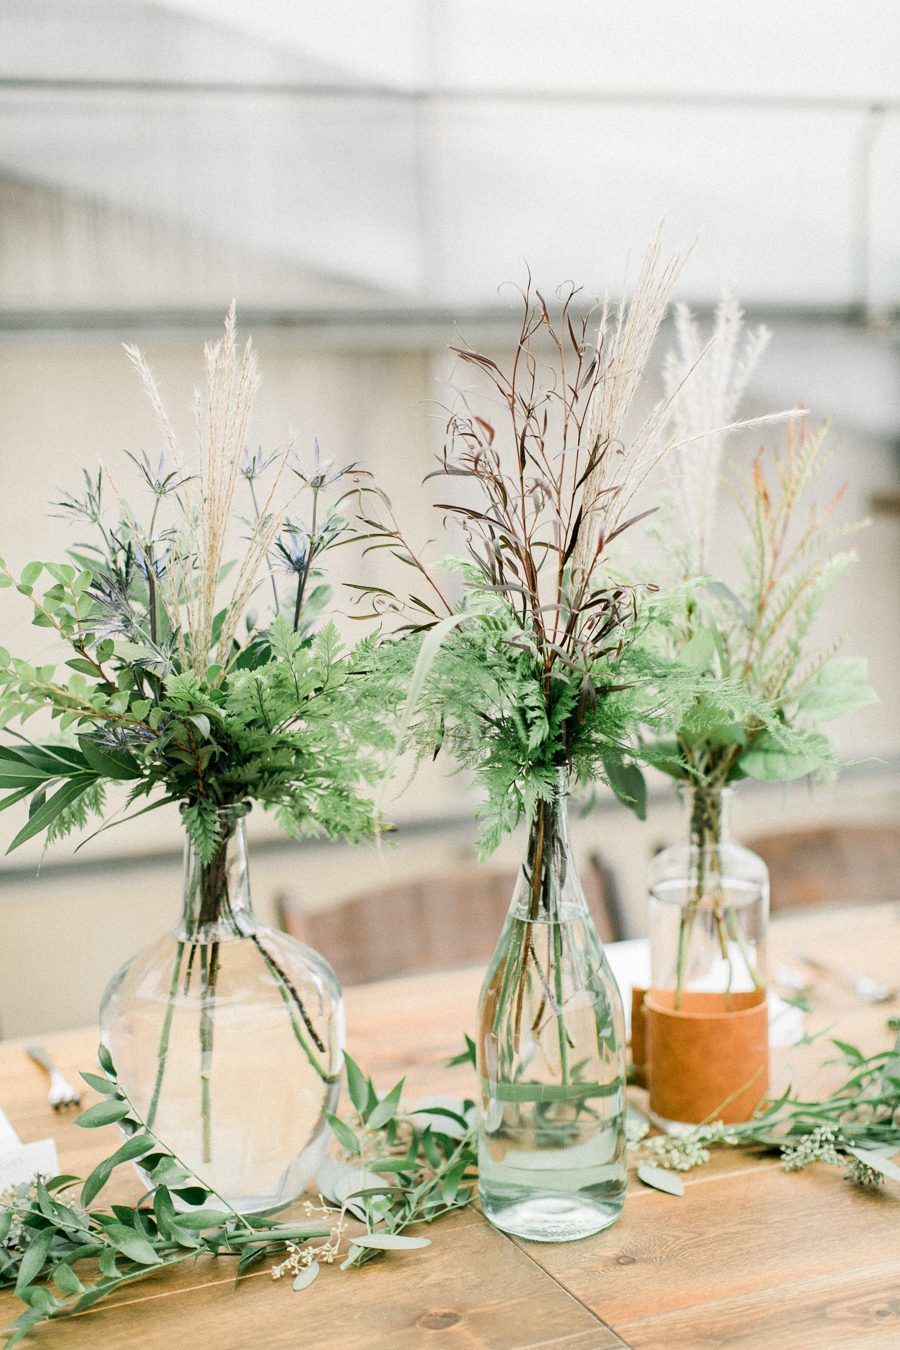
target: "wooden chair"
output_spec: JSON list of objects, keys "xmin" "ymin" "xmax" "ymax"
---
[
  {"xmin": 745, "ymin": 823, "xmax": 900, "ymax": 912},
  {"xmin": 277, "ymin": 858, "xmax": 626, "ymax": 986}
]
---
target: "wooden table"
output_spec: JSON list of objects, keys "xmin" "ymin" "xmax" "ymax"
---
[{"xmin": 1, "ymin": 902, "xmax": 899, "ymax": 1349}]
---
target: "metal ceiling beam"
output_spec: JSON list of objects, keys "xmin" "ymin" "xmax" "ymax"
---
[
  {"xmin": 1, "ymin": 304, "xmax": 897, "ymax": 352},
  {"xmin": 0, "ymin": 78, "xmax": 896, "ymax": 113}
]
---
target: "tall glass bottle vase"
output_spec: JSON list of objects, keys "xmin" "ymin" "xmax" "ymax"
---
[
  {"xmin": 645, "ymin": 785, "xmax": 769, "ymax": 1126},
  {"xmin": 477, "ymin": 770, "xmax": 627, "ymax": 1242},
  {"xmin": 101, "ymin": 804, "xmax": 343, "ymax": 1214}
]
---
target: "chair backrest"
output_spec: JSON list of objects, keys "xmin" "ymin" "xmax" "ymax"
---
[
  {"xmin": 277, "ymin": 857, "xmax": 625, "ymax": 986},
  {"xmin": 746, "ymin": 823, "xmax": 900, "ymax": 912}
]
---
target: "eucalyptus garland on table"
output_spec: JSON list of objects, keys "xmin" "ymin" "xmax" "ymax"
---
[
  {"xmin": 0, "ymin": 309, "xmax": 402, "ymax": 860},
  {"xmin": 0, "ymin": 1046, "xmax": 477, "ymax": 1346},
  {"xmin": 630, "ymin": 1029, "xmax": 900, "ymax": 1196},
  {"xmin": 2, "ymin": 1030, "xmax": 898, "ymax": 1344}
]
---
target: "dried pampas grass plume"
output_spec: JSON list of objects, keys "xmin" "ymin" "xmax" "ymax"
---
[
  {"xmin": 573, "ymin": 228, "xmax": 690, "ymax": 578},
  {"xmin": 124, "ymin": 304, "xmax": 297, "ymax": 677},
  {"xmin": 663, "ymin": 294, "xmax": 771, "ymax": 573}
]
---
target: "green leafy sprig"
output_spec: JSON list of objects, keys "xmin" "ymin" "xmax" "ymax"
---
[
  {"xmin": 0, "ymin": 1047, "xmax": 476, "ymax": 1345},
  {"xmin": 4, "ymin": 1032, "xmax": 897, "ymax": 1342},
  {"xmin": 651, "ymin": 408, "xmax": 875, "ymax": 797},
  {"xmin": 631, "ymin": 1033, "xmax": 900, "ymax": 1193},
  {"xmin": 357, "ymin": 257, "xmax": 740, "ymax": 852},
  {"xmin": 0, "ymin": 1045, "xmax": 331, "ymax": 1346},
  {"xmin": 0, "ymin": 314, "xmax": 403, "ymax": 861}
]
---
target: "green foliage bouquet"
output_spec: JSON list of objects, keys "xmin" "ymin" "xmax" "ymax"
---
[
  {"xmin": 0, "ymin": 309, "xmax": 398, "ymax": 863},
  {"xmin": 356, "ymin": 244, "xmax": 815, "ymax": 1241},
  {"xmin": 364, "ymin": 252, "xmax": 781, "ymax": 857},
  {"xmin": 649, "ymin": 300, "xmax": 876, "ymax": 828},
  {"xmin": 642, "ymin": 299, "xmax": 876, "ymax": 1007}
]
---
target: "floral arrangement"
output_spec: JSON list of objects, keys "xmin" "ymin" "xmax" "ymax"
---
[
  {"xmin": 0, "ymin": 309, "xmax": 398, "ymax": 862},
  {"xmin": 651, "ymin": 298, "xmax": 876, "ymax": 821},
  {"xmin": 634, "ymin": 298, "xmax": 877, "ymax": 1008},
  {"xmin": 363, "ymin": 243, "xmax": 758, "ymax": 855}
]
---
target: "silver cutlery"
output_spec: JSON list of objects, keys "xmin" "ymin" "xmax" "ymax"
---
[
  {"xmin": 26, "ymin": 1044, "xmax": 82, "ymax": 1110},
  {"xmin": 773, "ymin": 962, "xmax": 812, "ymax": 994},
  {"xmin": 793, "ymin": 953, "xmax": 897, "ymax": 1005}
]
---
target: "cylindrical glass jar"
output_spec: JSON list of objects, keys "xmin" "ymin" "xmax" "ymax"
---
[
  {"xmin": 101, "ymin": 804, "xmax": 343, "ymax": 1214},
  {"xmin": 645, "ymin": 785, "xmax": 770, "ymax": 1126},
  {"xmin": 649, "ymin": 785, "xmax": 769, "ymax": 1005},
  {"xmin": 477, "ymin": 770, "xmax": 627, "ymax": 1243}
]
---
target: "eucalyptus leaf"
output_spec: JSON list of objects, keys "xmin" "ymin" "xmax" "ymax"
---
[
  {"xmin": 409, "ymin": 1097, "xmax": 474, "ymax": 1139},
  {"xmin": 80, "ymin": 1159, "xmax": 115, "ymax": 1207},
  {"xmin": 846, "ymin": 1146, "xmax": 900, "ymax": 1183},
  {"xmin": 171, "ymin": 1210, "xmax": 230, "ymax": 1229},
  {"xmin": 602, "ymin": 756, "xmax": 647, "ymax": 820},
  {"xmin": 350, "ymin": 1233, "xmax": 431, "ymax": 1251},
  {"xmin": 739, "ymin": 731, "xmax": 832, "ymax": 782},
  {"xmin": 102, "ymin": 1224, "xmax": 161, "ymax": 1266},
  {"xmin": 52, "ymin": 1263, "xmax": 85, "ymax": 1296},
  {"xmin": 292, "ymin": 1262, "xmax": 321, "ymax": 1291},
  {"xmin": 343, "ymin": 1054, "xmax": 371, "ymax": 1115},
  {"xmin": 316, "ymin": 1158, "xmax": 388, "ymax": 1210},
  {"xmin": 4, "ymin": 1310, "xmax": 45, "ymax": 1348},
  {"xmin": 14, "ymin": 1229, "xmax": 55, "ymax": 1295},
  {"xmin": 324, "ymin": 1111, "xmax": 360, "ymax": 1153},
  {"xmin": 679, "ymin": 628, "xmax": 717, "ymax": 671},
  {"xmin": 367, "ymin": 1079, "xmax": 405, "ymax": 1130},
  {"xmin": 80, "ymin": 1070, "xmax": 117, "ymax": 1095},
  {"xmin": 75, "ymin": 1099, "xmax": 130, "ymax": 1129},
  {"xmin": 636, "ymin": 1163, "xmax": 685, "ymax": 1196},
  {"xmin": 796, "ymin": 658, "xmax": 877, "ymax": 723}
]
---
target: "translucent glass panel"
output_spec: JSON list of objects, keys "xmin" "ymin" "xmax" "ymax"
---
[
  {"xmin": 424, "ymin": 103, "xmax": 885, "ymax": 307},
  {"xmin": 0, "ymin": 0, "xmax": 897, "ymax": 313},
  {"xmin": 0, "ymin": 90, "xmax": 422, "ymax": 306}
]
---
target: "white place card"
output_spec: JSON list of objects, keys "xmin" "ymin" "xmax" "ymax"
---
[
  {"xmin": 0, "ymin": 1107, "xmax": 21, "ymax": 1150},
  {"xmin": 0, "ymin": 1137, "xmax": 60, "ymax": 1190}
]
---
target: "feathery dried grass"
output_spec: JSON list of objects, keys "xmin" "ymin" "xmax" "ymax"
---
[
  {"xmin": 573, "ymin": 229, "xmax": 690, "ymax": 575},
  {"xmin": 662, "ymin": 295, "xmax": 771, "ymax": 572},
  {"xmin": 124, "ymin": 305, "xmax": 299, "ymax": 677}
]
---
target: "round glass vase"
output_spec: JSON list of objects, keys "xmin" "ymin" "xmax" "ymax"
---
[
  {"xmin": 100, "ymin": 804, "xmax": 343, "ymax": 1215},
  {"xmin": 646, "ymin": 785, "xmax": 770, "ymax": 1127},
  {"xmin": 476, "ymin": 770, "xmax": 627, "ymax": 1243}
]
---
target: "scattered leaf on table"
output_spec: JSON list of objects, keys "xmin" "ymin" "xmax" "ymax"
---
[
  {"xmin": 350, "ymin": 1233, "xmax": 431, "ymax": 1251},
  {"xmin": 637, "ymin": 1163, "xmax": 684, "ymax": 1196},
  {"xmin": 846, "ymin": 1146, "xmax": 900, "ymax": 1183}
]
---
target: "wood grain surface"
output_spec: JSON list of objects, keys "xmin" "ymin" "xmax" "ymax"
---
[{"xmin": 0, "ymin": 901, "xmax": 898, "ymax": 1349}]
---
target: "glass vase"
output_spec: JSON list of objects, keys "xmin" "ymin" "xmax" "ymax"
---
[
  {"xmin": 476, "ymin": 770, "xmax": 627, "ymax": 1242},
  {"xmin": 100, "ymin": 804, "xmax": 343, "ymax": 1214},
  {"xmin": 645, "ymin": 784, "xmax": 769, "ymax": 1126}
]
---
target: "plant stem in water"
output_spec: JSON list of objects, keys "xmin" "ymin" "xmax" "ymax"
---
[
  {"xmin": 250, "ymin": 934, "xmax": 333, "ymax": 1082},
  {"xmin": 146, "ymin": 940, "xmax": 185, "ymax": 1129},
  {"xmin": 199, "ymin": 943, "xmax": 217, "ymax": 1166}
]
